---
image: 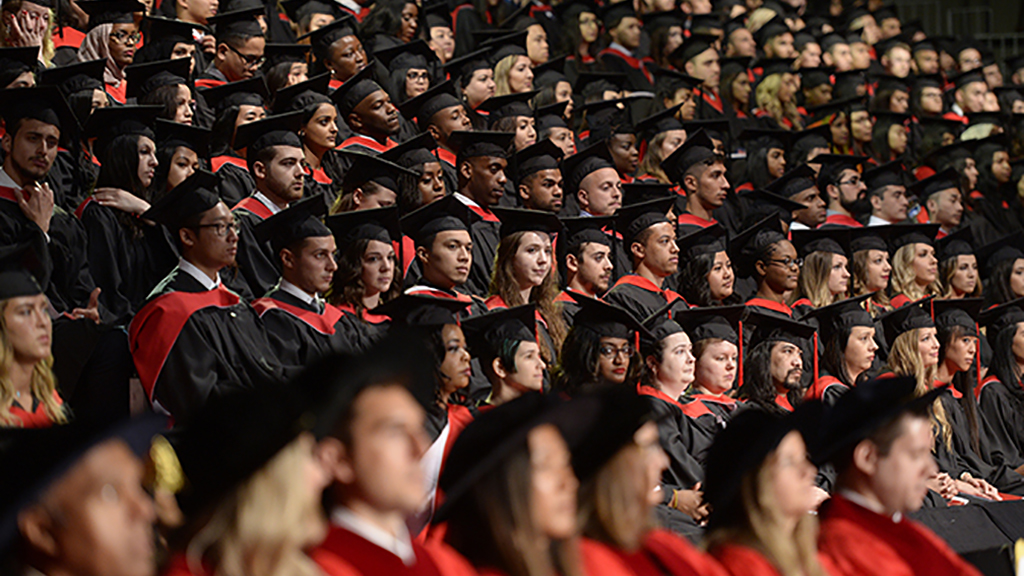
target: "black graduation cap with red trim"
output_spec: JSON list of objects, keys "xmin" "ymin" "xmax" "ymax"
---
[
  {"xmin": 326, "ymin": 205, "xmax": 402, "ymax": 252},
  {"xmin": 330, "ymin": 64, "xmax": 385, "ymax": 117},
  {"xmin": 140, "ymin": 169, "xmax": 221, "ymax": 229},
  {"xmin": 400, "ymin": 194, "xmax": 476, "ymax": 247},
  {"xmin": 252, "ymin": 193, "xmax": 331, "ymax": 254},
  {"xmin": 615, "ymin": 197, "xmax": 675, "ymax": 247},
  {"xmin": 805, "ymin": 293, "xmax": 874, "ymax": 343},
  {"xmin": 298, "ymin": 13, "xmax": 358, "ymax": 60},
  {"xmin": 336, "ymin": 150, "xmax": 418, "ymax": 194},
  {"xmin": 764, "ymin": 164, "xmax": 817, "ymax": 199},
  {"xmin": 398, "ymin": 79, "xmax": 462, "ymax": 131},
  {"xmin": 745, "ymin": 309, "xmax": 817, "ymax": 351}
]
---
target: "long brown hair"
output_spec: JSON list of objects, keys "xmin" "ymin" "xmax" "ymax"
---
[
  {"xmin": 790, "ymin": 251, "xmax": 844, "ymax": 308},
  {"xmin": 489, "ymin": 231, "xmax": 567, "ymax": 364},
  {"xmin": 326, "ymin": 237, "xmax": 402, "ymax": 316},
  {"xmin": 0, "ymin": 299, "xmax": 66, "ymax": 426},
  {"xmin": 938, "ymin": 255, "xmax": 982, "ymax": 299},
  {"xmin": 577, "ymin": 443, "xmax": 651, "ymax": 552},
  {"xmin": 850, "ymin": 249, "xmax": 891, "ymax": 312},
  {"xmin": 637, "ymin": 131, "xmax": 671, "ymax": 184}
]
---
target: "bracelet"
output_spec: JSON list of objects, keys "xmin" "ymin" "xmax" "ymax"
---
[{"xmin": 669, "ymin": 489, "xmax": 678, "ymax": 509}]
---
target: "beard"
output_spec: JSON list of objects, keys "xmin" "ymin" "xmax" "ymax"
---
[{"xmin": 841, "ymin": 193, "xmax": 872, "ymax": 219}]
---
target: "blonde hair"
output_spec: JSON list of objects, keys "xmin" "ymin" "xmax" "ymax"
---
[
  {"xmin": 705, "ymin": 445, "xmax": 826, "ymax": 576},
  {"xmin": 745, "ymin": 8, "xmax": 778, "ymax": 35},
  {"xmin": 577, "ymin": 443, "xmax": 651, "ymax": 552},
  {"xmin": 185, "ymin": 433, "xmax": 326, "ymax": 576},
  {"xmin": 494, "ymin": 54, "xmax": 528, "ymax": 97},
  {"xmin": 791, "ymin": 251, "xmax": 844, "ymax": 308},
  {"xmin": 890, "ymin": 244, "xmax": 941, "ymax": 302},
  {"xmin": 851, "ymin": 249, "xmax": 891, "ymax": 312},
  {"xmin": 755, "ymin": 74, "xmax": 803, "ymax": 130},
  {"xmin": 0, "ymin": 1, "xmax": 55, "ymax": 66},
  {"xmin": 637, "ymin": 131, "xmax": 671, "ymax": 184},
  {"xmin": 0, "ymin": 299, "xmax": 66, "ymax": 427},
  {"xmin": 885, "ymin": 330, "xmax": 952, "ymax": 450}
]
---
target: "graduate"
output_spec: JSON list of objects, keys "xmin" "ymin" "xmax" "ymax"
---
[
  {"xmin": 271, "ymin": 72, "xmax": 338, "ymax": 195},
  {"xmin": 730, "ymin": 215, "xmax": 798, "ymax": 318},
  {"xmin": 125, "ymin": 57, "xmax": 195, "ymax": 125},
  {"xmin": 679, "ymin": 305, "xmax": 746, "ymax": 427},
  {"xmin": 195, "ymin": 7, "xmax": 266, "ymax": 89},
  {"xmin": 887, "ymin": 224, "xmax": 941, "ymax": 308},
  {"xmin": 200, "ymin": 76, "xmax": 269, "ymax": 205},
  {"xmin": 815, "ymin": 154, "xmax": 869, "ymax": 228},
  {"xmin": 934, "ymin": 227, "xmax": 980, "ymax": 300},
  {"xmin": 765, "ymin": 164, "xmax": 827, "ymax": 232},
  {"xmin": 740, "ymin": 311, "xmax": 818, "ymax": 413},
  {"xmin": 864, "ymin": 161, "xmax": 910, "ymax": 227},
  {"xmin": 556, "ymin": 215, "xmax": 614, "ymax": 325},
  {"xmin": 380, "ymin": 132, "xmax": 447, "ymax": 215},
  {"xmin": 151, "ymin": 119, "xmax": 211, "ymax": 199},
  {"xmin": 331, "ymin": 65, "xmax": 399, "ymax": 154},
  {"xmin": 396, "ymin": 80, "xmax": 473, "ymax": 197},
  {"xmin": 789, "ymin": 227, "xmax": 853, "ymax": 316},
  {"xmin": 513, "ymin": 139, "xmax": 564, "ymax": 213},
  {"xmin": 75, "ymin": 0, "xmax": 144, "ymax": 105},
  {"xmin": 555, "ymin": 293, "xmax": 647, "ymax": 395},
  {"xmin": 978, "ymin": 298, "xmax": 1024, "ymax": 468},
  {"xmin": 804, "ymin": 293, "xmax": 879, "ymax": 405},
  {"xmin": 298, "ymin": 14, "xmax": 367, "ymax": 90},
  {"xmin": 563, "ymin": 140, "xmax": 623, "ymax": 222},
  {"xmin": 661, "ymin": 130, "xmax": 727, "ymax": 235},
  {"xmin": 460, "ymin": 304, "xmax": 544, "ymax": 407},
  {"xmin": 330, "ymin": 151, "xmax": 416, "ymax": 212},
  {"xmin": 129, "ymin": 170, "xmax": 284, "ymax": 423},
  {"xmin": 674, "ymin": 224, "xmax": 738, "ymax": 308}
]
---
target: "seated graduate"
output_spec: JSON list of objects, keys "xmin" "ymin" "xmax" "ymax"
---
[
  {"xmin": 0, "ymin": 239, "xmax": 68, "ymax": 428},
  {"xmin": 77, "ymin": 106, "xmax": 179, "ymax": 322},
  {"xmin": 195, "ymin": 8, "xmax": 265, "ymax": 89},
  {"xmin": 934, "ymin": 228, "xmax": 980, "ymax": 300},
  {"xmin": 863, "ymin": 161, "xmax": 910, "ymax": 228},
  {"xmin": 331, "ymin": 65, "xmax": 400, "ymax": 154},
  {"xmin": 298, "ymin": 15, "xmax": 368, "ymax": 91},
  {"xmin": 977, "ymin": 234, "xmax": 1024, "ymax": 309},
  {"xmin": 438, "ymin": 393, "xmax": 583, "ymax": 576},
  {"xmin": 461, "ymin": 304, "xmax": 545, "ymax": 408},
  {"xmin": 329, "ymin": 151, "xmax": 416, "ymax": 213},
  {"xmin": 674, "ymin": 225, "xmax": 737, "ymax": 307},
  {"xmin": 887, "ymin": 224, "xmax": 942, "ymax": 308},
  {"xmin": 848, "ymin": 226, "xmax": 894, "ymax": 315},
  {"xmin": 75, "ymin": 0, "xmax": 141, "ymax": 105},
  {"xmin": 260, "ymin": 44, "xmax": 312, "ymax": 101},
  {"xmin": 638, "ymin": 303, "xmax": 714, "ymax": 536},
  {"xmin": 0, "ymin": 414, "xmax": 164, "ymax": 576},
  {"xmin": 814, "ymin": 376, "xmax": 984, "ymax": 576},
  {"xmin": 978, "ymin": 298, "xmax": 1024, "ymax": 465},
  {"xmin": 487, "ymin": 207, "xmax": 566, "ymax": 369},
  {"xmin": 763, "ymin": 164, "xmax": 827, "ymax": 232},
  {"xmin": 381, "ymin": 133, "xmax": 447, "ymax": 216},
  {"xmin": 125, "ymin": 57, "xmax": 195, "ymax": 125},
  {"xmin": 804, "ymin": 294, "xmax": 879, "ymax": 405},
  {"xmin": 554, "ymin": 294, "xmax": 646, "ymax": 396},
  {"xmin": 739, "ymin": 312, "xmax": 817, "ymax": 413},
  {"xmin": 556, "ymin": 216, "xmax": 615, "ymax": 324},
  {"xmin": 325, "ymin": 206, "xmax": 402, "ymax": 352},
  {"xmin": 200, "ymin": 76, "xmax": 268, "ymax": 206},
  {"xmin": 814, "ymin": 154, "xmax": 869, "ymax": 228},
  {"xmin": 634, "ymin": 104, "xmax": 687, "ymax": 187},
  {"xmin": 569, "ymin": 386, "xmax": 729, "ymax": 576},
  {"xmin": 307, "ymin": 334, "xmax": 478, "ymax": 576},
  {"xmin": 475, "ymin": 91, "xmax": 538, "ymax": 154},
  {"xmin": 249, "ymin": 194, "xmax": 347, "ymax": 366},
  {"xmin": 662, "ymin": 130, "xmax": 727, "ymax": 235},
  {"xmin": 703, "ymin": 404, "xmax": 830, "ymax": 576},
  {"xmin": 130, "ymin": 170, "xmax": 284, "ymax": 423},
  {"xmin": 513, "ymin": 139, "xmax": 565, "ymax": 214},
  {"xmin": 604, "ymin": 197, "xmax": 685, "ymax": 322},
  {"xmin": 271, "ymin": 72, "xmax": 339, "ymax": 195},
  {"xmin": 563, "ymin": 140, "xmax": 623, "ymax": 219},
  {"xmin": 730, "ymin": 215, "xmax": 799, "ymax": 318},
  {"xmin": 150, "ymin": 120, "xmax": 211, "ymax": 202},
  {"xmin": 163, "ymin": 381, "xmax": 332, "ymax": 576},
  {"xmin": 788, "ymin": 228, "xmax": 852, "ymax": 318},
  {"xmin": 396, "ymin": 80, "xmax": 473, "ymax": 196},
  {"xmin": 230, "ymin": 111, "xmax": 308, "ymax": 298}
]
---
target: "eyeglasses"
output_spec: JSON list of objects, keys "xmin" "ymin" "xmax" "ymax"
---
[
  {"xmin": 599, "ymin": 344, "xmax": 634, "ymax": 359},
  {"xmin": 196, "ymin": 221, "xmax": 241, "ymax": 237},
  {"xmin": 766, "ymin": 257, "xmax": 803, "ymax": 269},
  {"xmin": 838, "ymin": 176, "xmax": 862, "ymax": 186},
  {"xmin": 109, "ymin": 30, "xmax": 141, "ymax": 45},
  {"xmin": 406, "ymin": 70, "xmax": 430, "ymax": 82},
  {"xmin": 225, "ymin": 43, "xmax": 266, "ymax": 68}
]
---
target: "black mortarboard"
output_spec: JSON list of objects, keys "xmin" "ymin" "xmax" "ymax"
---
[
  {"xmin": 207, "ymin": 7, "xmax": 265, "ymax": 39},
  {"xmin": 933, "ymin": 298, "xmax": 982, "ymax": 337},
  {"xmin": 329, "ymin": 64, "xmax": 384, "ymax": 117},
  {"xmin": 934, "ymin": 227, "xmax": 973, "ymax": 262},
  {"xmin": 791, "ymin": 124, "xmax": 832, "ymax": 152},
  {"xmin": 791, "ymin": 227, "xmax": 850, "ymax": 258},
  {"xmin": 813, "ymin": 153, "xmax": 868, "ymax": 191},
  {"xmin": 375, "ymin": 39, "xmax": 437, "ymax": 72},
  {"xmin": 442, "ymin": 47, "xmax": 492, "ymax": 83},
  {"xmin": 78, "ymin": 0, "xmax": 143, "ymax": 30},
  {"xmin": 381, "ymin": 132, "xmax": 440, "ymax": 171},
  {"xmin": 651, "ymin": 66, "xmax": 702, "ymax": 96},
  {"xmin": 976, "ymin": 232, "xmax": 1024, "ymax": 277},
  {"xmin": 299, "ymin": 13, "xmax": 358, "ymax": 60},
  {"xmin": 812, "ymin": 375, "xmax": 943, "ymax": 465},
  {"xmin": 690, "ymin": 13, "xmax": 724, "ymax": 33},
  {"xmin": 140, "ymin": 169, "xmax": 221, "ymax": 229},
  {"xmin": 252, "ymin": 193, "xmax": 331, "ymax": 254},
  {"xmin": 862, "ymin": 160, "xmax": 906, "ymax": 193},
  {"xmin": 832, "ymin": 69, "xmax": 867, "ymax": 98},
  {"xmin": 907, "ymin": 167, "xmax": 960, "ymax": 202},
  {"xmin": 616, "ymin": 197, "xmax": 675, "ymax": 248},
  {"xmin": 0, "ymin": 237, "xmax": 49, "ymax": 300},
  {"xmin": 124, "ymin": 57, "xmax": 191, "ymax": 100},
  {"xmin": 739, "ymin": 188, "xmax": 807, "ymax": 224},
  {"xmin": 661, "ymin": 129, "xmax": 717, "ymax": 184},
  {"xmin": 0, "ymin": 86, "xmax": 77, "ymax": 133},
  {"xmin": 281, "ymin": 0, "xmax": 340, "ymax": 24},
  {"xmin": 219, "ymin": 0, "xmax": 263, "ymax": 11},
  {"xmin": 461, "ymin": 304, "xmax": 538, "ymax": 361},
  {"xmin": 561, "ymin": 216, "xmax": 613, "ymax": 253},
  {"xmin": 677, "ymin": 223, "xmax": 727, "ymax": 258},
  {"xmin": 805, "ymin": 293, "xmax": 874, "ymax": 343},
  {"xmin": 675, "ymin": 304, "xmax": 746, "ymax": 345},
  {"xmin": 85, "ymin": 105, "xmax": 161, "ymax": 158},
  {"xmin": 0, "ymin": 47, "xmax": 36, "ymax": 88},
  {"xmin": 874, "ymin": 74, "xmax": 910, "ymax": 96},
  {"xmin": 879, "ymin": 296, "xmax": 934, "ymax": 345},
  {"xmin": 476, "ymin": 90, "xmax": 537, "ymax": 121},
  {"xmin": 450, "ymin": 130, "xmax": 515, "ymax": 164},
  {"xmin": 562, "ymin": 140, "xmax": 615, "ymax": 193},
  {"xmin": 337, "ymin": 150, "xmax": 417, "ymax": 194},
  {"xmin": 599, "ymin": 1, "xmax": 636, "ymax": 28},
  {"xmin": 979, "ymin": 297, "xmax": 1024, "ymax": 340},
  {"xmin": 723, "ymin": 13, "xmax": 747, "ymax": 37},
  {"xmin": 232, "ymin": 110, "xmax": 304, "ymax": 152},
  {"xmin": 398, "ymin": 79, "xmax": 462, "ymax": 131},
  {"xmin": 569, "ymin": 292, "xmax": 650, "ymax": 340},
  {"xmin": 534, "ymin": 100, "xmax": 570, "ymax": 132},
  {"xmin": 764, "ymin": 164, "xmax": 818, "ymax": 199},
  {"xmin": 640, "ymin": 301, "xmax": 685, "ymax": 355},
  {"xmin": 156, "ymin": 118, "xmax": 211, "ymax": 159},
  {"xmin": 200, "ymin": 76, "xmax": 268, "ymax": 116},
  {"xmin": 621, "ymin": 182, "xmax": 674, "ymax": 206},
  {"xmin": 37, "ymin": 58, "xmax": 105, "ymax": 98},
  {"xmin": 738, "ymin": 127, "xmax": 793, "ymax": 152},
  {"xmin": 705, "ymin": 402, "xmax": 823, "ymax": 529},
  {"xmin": 887, "ymin": 223, "xmax": 940, "ymax": 252},
  {"xmin": 271, "ymin": 72, "xmax": 332, "ymax": 116},
  {"xmin": 0, "ymin": 413, "xmax": 165, "ymax": 551},
  {"xmin": 670, "ymin": 33, "xmax": 719, "ymax": 65},
  {"xmin": 142, "ymin": 15, "xmax": 208, "ymax": 45},
  {"xmin": 491, "ymin": 207, "xmax": 562, "ymax": 239},
  {"xmin": 481, "ymin": 30, "xmax": 528, "ymax": 66},
  {"xmin": 754, "ymin": 16, "xmax": 791, "ymax": 45},
  {"xmin": 551, "ymin": 0, "xmax": 598, "ymax": 22},
  {"xmin": 680, "ymin": 119, "xmax": 730, "ymax": 146},
  {"xmin": 514, "ymin": 139, "xmax": 563, "ymax": 183},
  {"xmin": 424, "ymin": 1, "xmax": 452, "ymax": 29},
  {"xmin": 800, "ymin": 66, "xmax": 833, "ymax": 90},
  {"xmin": 847, "ymin": 224, "xmax": 890, "ymax": 253},
  {"xmin": 532, "ymin": 55, "xmax": 569, "ymax": 89},
  {"xmin": 634, "ymin": 104, "xmax": 684, "ymax": 143},
  {"xmin": 641, "ymin": 10, "xmax": 683, "ymax": 33},
  {"xmin": 805, "ymin": 95, "xmax": 866, "ymax": 124},
  {"xmin": 400, "ymin": 194, "xmax": 475, "ymax": 247},
  {"xmin": 912, "ymin": 73, "xmax": 943, "ymax": 91},
  {"xmin": 819, "ymin": 32, "xmax": 848, "ymax": 52},
  {"xmin": 745, "ymin": 310, "xmax": 817, "ymax": 351},
  {"xmin": 261, "ymin": 44, "xmax": 311, "ymax": 72},
  {"xmin": 326, "ymin": 205, "xmax": 401, "ymax": 252},
  {"xmin": 372, "ymin": 294, "xmax": 469, "ymax": 327},
  {"xmin": 757, "ymin": 57, "xmax": 796, "ymax": 78},
  {"xmin": 575, "ymin": 71, "xmax": 628, "ymax": 95},
  {"xmin": 579, "ymin": 96, "xmax": 639, "ymax": 141},
  {"xmin": 728, "ymin": 214, "xmax": 787, "ymax": 278},
  {"xmin": 569, "ymin": 386, "xmax": 660, "ymax": 483},
  {"xmin": 967, "ymin": 111, "xmax": 1004, "ymax": 128},
  {"xmin": 951, "ymin": 70, "xmax": 986, "ymax": 91}
]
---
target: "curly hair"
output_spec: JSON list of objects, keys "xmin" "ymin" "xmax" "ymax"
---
[{"xmin": 755, "ymin": 74, "xmax": 803, "ymax": 130}]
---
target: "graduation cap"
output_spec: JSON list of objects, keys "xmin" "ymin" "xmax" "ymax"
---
[
  {"xmin": 372, "ymin": 294, "xmax": 470, "ymax": 330},
  {"xmin": 84, "ymin": 105, "xmax": 161, "ymax": 158},
  {"xmin": 887, "ymin": 223, "xmax": 940, "ymax": 252},
  {"xmin": 326, "ymin": 205, "xmax": 402, "ymax": 252},
  {"xmin": 381, "ymin": 132, "xmax": 440, "ymax": 170},
  {"xmin": 441, "ymin": 47, "xmax": 492, "ymax": 84},
  {"xmin": 398, "ymin": 79, "xmax": 462, "ymax": 130},
  {"xmin": 329, "ymin": 64, "xmax": 384, "ymax": 117},
  {"xmin": 844, "ymin": 223, "xmax": 889, "ymax": 253},
  {"xmin": 374, "ymin": 39, "xmax": 437, "ymax": 72},
  {"xmin": 932, "ymin": 298, "xmax": 982, "ymax": 337},
  {"xmin": 757, "ymin": 57, "xmax": 797, "ymax": 78},
  {"xmin": 535, "ymin": 100, "xmax": 570, "ymax": 132},
  {"xmin": 475, "ymin": 90, "xmax": 537, "ymax": 122},
  {"xmin": 705, "ymin": 402, "xmax": 823, "ymax": 530},
  {"xmin": 579, "ymin": 97, "xmax": 636, "ymax": 141},
  {"xmin": 754, "ymin": 17, "xmax": 792, "ymax": 46},
  {"xmin": 677, "ymin": 222, "xmax": 727, "ymax": 258},
  {"xmin": 911, "ymin": 73, "xmax": 944, "ymax": 91},
  {"xmin": 979, "ymin": 297, "xmax": 1024, "ymax": 340},
  {"xmin": 142, "ymin": 15, "xmax": 208, "ymax": 45},
  {"xmin": 975, "ymin": 231, "xmax": 1024, "ymax": 277},
  {"xmin": 670, "ymin": 33, "xmax": 719, "ymax": 65},
  {"xmin": 812, "ymin": 375, "xmax": 943, "ymax": 465},
  {"xmin": 832, "ymin": 70, "xmax": 868, "ymax": 99},
  {"xmin": 562, "ymin": 140, "xmax": 615, "ymax": 193},
  {"xmin": 400, "ymin": 194, "xmax": 475, "ymax": 247},
  {"xmin": 0, "ymin": 237, "xmax": 49, "ymax": 300},
  {"xmin": 491, "ymin": 207, "xmax": 562, "ymax": 240},
  {"xmin": 879, "ymin": 296, "xmax": 934, "ymax": 344},
  {"xmin": 691, "ymin": 13, "xmax": 724, "ymax": 34},
  {"xmin": 737, "ymin": 127, "xmax": 793, "ymax": 152},
  {"xmin": 791, "ymin": 227, "xmax": 850, "ymax": 258},
  {"xmin": 550, "ymin": 0, "xmax": 598, "ymax": 22},
  {"xmin": 0, "ymin": 413, "xmax": 165, "ymax": 551},
  {"xmin": 280, "ymin": 0, "xmax": 340, "ymax": 24},
  {"xmin": 450, "ymin": 130, "xmax": 514, "ymax": 164},
  {"xmin": 634, "ymin": 104, "xmax": 684, "ymax": 143},
  {"xmin": 621, "ymin": 181, "xmax": 674, "ymax": 206},
  {"xmin": 661, "ymin": 129, "xmax": 718, "ymax": 184},
  {"xmin": 514, "ymin": 139, "xmax": 563, "ymax": 183},
  {"xmin": 951, "ymin": 70, "xmax": 986, "ymax": 91},
  {"xmin": 906, "ymin": 167, "xmax": 960, "ymax": 201},
  {"xmin": 639, "ymin": 300, "xmax": 685, "ymax": 355},
  {"xmin": 252, "ymin": 193, "xmax": 331, "ymax": 254},
  {"xmin": 271, "ymin": 72, "xmax": 332, "ymax": 115},
  {"xmin": 818, "ymin": 32, "xmax": 848, "ymax": 52},
  {"xmin": 336, "ymin": 150, "xmax": 417, "ymax": 194},
  {"xmin": 723, "ymin": 12, "xmax": 747, "ymax": 37},
  {"xmin": 933, "ymin": 226, "xmax": 973, "ymax": 263},
  {"xmin": 37, "ymin": 58, "xmax": 105, "ymax": 98},
  {"xmin": 862, "ymin": 160, "xmax": 906, "ymax": 193},
  {"xmin": 461, "ymin": 304, "xmax": 538, "ymax": 361},
  {"xmin": 481, "ymin": 30, "xmax": 528, "ymax": 66},
  {"xmin": 812, "ymin": 153, "xmax": 868, "ymax": 191},
  {"xmin": 569, "ymin": 385, "xmax": 662, "ymax": 484},
  {"xmin": 728, "ymin": 213, "xmax": 787, "ymax": 278},
  {"xmin": 0, "ymin": 86, "xmax": 78, "ymax": 134},
  {"xmin": 871, "ymin": 111, "xmax": 910, "ymax": 137},
  {"xmin": 532, "ymin": 55, "xmax": 569, "ymax": 89},
  {"xmin": 719, "ymin": 56, "xmax": 753, "ymax": 81},
  {"xmin": 575, "ymin": 70, "xmax": 629, "ymax": 96},
  {"xmin": 200, "ymin": 76, "xmax": 268, "ymax": 115},
  {"xmin": 424, "ymin": 0, "xmax": 452, "ymax": 29},
  {"xmin": 561, "ymin": 215, "xmax": 614, "ymax": 254},
  {"xmin": 298, "ymin": 13, "xmax": 358, "ymax": 60},
  {"xmin": 261, "ymin": 44, "xmax": 311, "ymax": 72},
  {"xmin": 805, "ymin": 95, "xmax": 866, "ymax": 124},
  {"xmin": 599, "ymin": 0, "xmax": 636, "ymax": 28},
  {"xmin": 738, "ymin": 188, "xmax": 807, "ymax": 225},
  {"xmin": 805, "ymin": 293, "xmax": 874, "ymax": 343},
  {"xmin": 207, "ymin": 6, "xmax": 264, "ymax": 39},
  {"xmin": 799, "ymin": 66, "xmax": 833, "ymax": 90},
  {"xmin": 231, "ymin": 110, "xmax": 303, "ymax": 152},
  {"xmin": 675, "ymin": 304, "xmax": 746, "ymax": 345},
  {"xmin": 1007, "ymin": 54, "xmax": 1024, "ymax": 74},
  {"xmin": 124, "ymin": 57, "xmax": 191, "ymax": 100},
  {"xmin": 155, "ymin": 119, "xmax": 211, "ymax": 159},
  {"xmin": 764, "ymin": 164, "xmax": 818, "ymax": 199},
  {"xmin": 680, "ymin": 119, "xmax": 730, "ymax": 144},
  {"xmin": 568, "ymin": 291, "xmax": 650, "ymax": 340},
  {"xmin": 0, "ymin": 47, "xmax": 37, "ymax": 88},
  {"xmin": 616, "ymin": 197, "xmax": 675, "ymax": 247},
  {"xmin": 219, "ymin": 0, "xmax": 263, "ymax": 11},
  {"xmin": 78, "ymin": 0, "xmax": 144, "ymax": 30},
  {"xmin": 967, "ymin": 111, "xmax": 1004, "ymax": 128},
  {"xmin": 140, "ymin": 169, "xmax": 221, "ymax": 229},
  {"xmin": 745, "ymin": 310, "xmax": 817, "ymax": 351}
]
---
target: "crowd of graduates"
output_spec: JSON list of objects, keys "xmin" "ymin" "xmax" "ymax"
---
[{"xmin": 5, "ymin": 0, "xmax": 1024, "ymax": 573}]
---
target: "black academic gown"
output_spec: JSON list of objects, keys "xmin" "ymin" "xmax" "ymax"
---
[
  {"xmin": 212, "ymin": 155, "xmax": 256, "ymax": 207},
  {"xmin": 252, "ymin": 285, "xmax": 345, "ymax": 367},
  {"xmin": 232, "ymin": 196, "xmax": 282, "ymax": 299},
  {"xmin": 597, "ymin": 46, "xmax": 654, "ymax": 92},
  {"xmin": 977, "ymin": 376, "xmax": 1024, "ymax": 468},
  {"xmin": 604, "ymin": 274, "xmax": 686, "ymax": 322},
  {"xmin": 49, "ymin": 148, "xmax": 97, "ymax": 212},
  {"xmin": 333, "ymin": 303, "xmax": 391, "ymax": 355},
  {"xmin": 461, "ymin": 200, "xmax": 501, "ymax": 298},
  {"xmin": 77, "ymin": 199, "xmax": 179, "ymax": 322},
  {"xmin": 129, "ymin": 267, "xmax": 285, "ymax": 424}
]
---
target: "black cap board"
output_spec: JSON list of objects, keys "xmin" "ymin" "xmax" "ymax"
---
[
  {"xmin": 933, "ymin": 298, "xmax": 982, "ymax": 337},
  {"xmin": 976, "ymin": 232, "xmax": 1024, "ymax": 277},
  {"xmin": 491, "ymin": 207, "xmax": 563, "ymax": 240},
  {"xmin": 400, "ymin": 194, "xmax": 475, "ymax": 247},
  {"xmin": 326, "ymin": 205, "xmax": 402, "ymax": 252},
  {"xmin": 460, "ymin": 304, "xmax": 538, "ymax": 361},
  {"xmin": 371, "ymin": 293, "xmax": 470, "ymax": 327},
  {"xmin": 299, "ymin": 14, "xmax": 358, "ymax": 60},
  {"xmin": 0, "ymin": 86, "xmax": 78, "ymax": 134},
  {"xmin": 156, "ymin": 119, "xmax": 211, "ymax": 159},
  {"xmin": 790, "ymin": 227, "xmax": 850, "ymax": 258},
  {"xmin": 124, "ymin": 57, "xmax": 191, "ymax": 100},
  {"xmin": 37, "ymin": 58, "xmax": 105, "ymax": 97},
  {"xmin": 661, "ymin": 129, "xmax": 717, "ymax": 184},
  {"xmin": 677, "ymin": 223, "xmax": 728, "ymax": 258},
  {"xmin": 568, "ymin": 291, "xmax": 650, "ymax": 340},
  {"xmin": 336, "ymin": 150, "xmax": 418, "ymax": 194},
  {"xmin": 879, "ymin": 296, "xmax": 934, "ymax": 345},
  {"xmin": 252, "ymin": 194, "xmax": 330, "ymax": 254},
  {"xmin": 231, "ymin": 110, "xmax": 304, "ymax": 152},
  {"xmin": 330, "ymin": 64, "xmax": 384, "ymax": 117},
  {"xmin": 140, "ymin": 169, "xmax": 221, "ymax": 229},
  {"xmin": 272, "ymin": 72, "xmax": 332, "ymax": 116},
  {"xmin": 514, "ymin": 139, "xmax": 563, "ymax": 184},
  {"xmin": 745, "ymin": 310, "xmax": 817, "ymax": 351},
  {"xmin": 615, "ymin": 197, "xmax": 675, "ymax": 248},
  {"xmin": 450, "ymin": 130, "xmax": 515, "ymax": 164},
  {"xmin": 675, "ymin": 304, "xmax": 746, "ymax": 345},
  {"xmin": 728, "ymin": 214, "xmax": 787, "ymax": 278},
  {"xmin": 78, "ymin": 0, "xmax": 144, "ymax": 29},
  {"xmin": 207, "ymin": 7, "xmax": 265, "ymax": 39},
  {"xmin": 398, "ymin": 79, "xmax": 462, "ymax": 131},
  {"xmin": 934, "ymin": 227, "xmax": 973, "ymax": 262},
  {"xmin": 562, "ymin": 140, "xmax": 615, "ymax": 193}
]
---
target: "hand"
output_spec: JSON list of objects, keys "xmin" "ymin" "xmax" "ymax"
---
[
  {"xmin": 927, "ymin": 473, "xmax": 958, "ymax": 500},
  {"xmin": 93, "ymin": 187, "xmax": 150, "ymax": 215},
  {"xmin": 964, "ymin": 476, "xmax": 1002, "ymax": 501},
  {"xmin": 17, "ymin": 181, "xmax": 54, "ymax": 235},
  {"xmin": 672, "ymin": 483, "xmax": 709, "ymax": 523},
  {"xmin": 200, "ymin": 34, "xmax": 216, "ymax": 53},
  {"xmin": 71, "ymin": 287, "xmax": 101, "ymax": 324},
  {"xmin": 5, "ymin": 10, "xmax": 46, "ymax": 47}
]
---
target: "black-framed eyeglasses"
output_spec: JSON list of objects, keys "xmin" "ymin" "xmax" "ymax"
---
[
  {"xmin": 110, "ymin": 30, "xmax": 141, "ymax": 45},
  {"xmin": 766, "ymin": 257, "xmax": 803, "ymax": 269},
  {"xmin": 225, "ymin": 43, "xmax": 266, "ymax": 68},
  {"xmin": 195, "ymin": 221, "xmax": 241, "ymax": 237},
  {"xmin": 838, "ymin": 176, "xmax": 862, "ymax": 186},
  {"xmin": 599, "ymin": 344, "xmax": 634, "ymax": 359}
]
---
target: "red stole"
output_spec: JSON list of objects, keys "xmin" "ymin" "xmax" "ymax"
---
[
  {"xmin": 805, "ymin": 374, "xmax": 846, "ymax": 401},
  {"xmin": 775, "ymin": 392, "xmax": 794, "ymax": 411},
  {"xmin": 463, "ymin": 202, "xmax": 500, "ymax": 222},
  {"xmin": 337, "ymin": 134, "xmax": 396, "ymax": 153},
  {"xmin": 252, "ymin": 298, "xmax": 344, "ymax": 335},
  {"xmin": 599, "ymin": 46, "xmax": 653, "ymax": 84},
  {"xmin": 745, "ymin": 297, "xmax": 793, "ymax": 317},
  {"xmin": 105, "ymin": 81, "xmax": 127, "ymax": 104},
  {"xmin": 700, "ymin": 89, "xmax": 724, "ymax": 113},
  {"xmin": 74, "ymin": 196, "xmax": 95, "ymax": 219},
  {"xmin": 678, "ymin": 212, "xmax": 715, "ymax": 228},
  {"xmin": 52, "ymin": 27, "xmax": 85, "ymax": 49},
  {"xmin": 636, "ymin": 383, "xmax": 712, "ymax": 419},
  {"xmin": 335, "ymin": 303, "xmax": 391, "ymax": 324},
  {"xmin": 194, "ymin": 77, "xmax": 226, "ymax": 89},
  {"xmin": 211, "ymin": 155, "xmax": 248, "ymax": 172},
  {"xmin": 611, "ymin": 274, "xmax": 685, "ymax": 306},
  {"xmin": 437, "ymin": 147, "xmax": 456, "ymax": 167},
  {"xmin": 232, "ymin": 196, "xmax": 275, "ymax": 220},
  {"xmin": 824, "ymin": 213, "xmax": 863, "ymax": 228},
  {"xmin": 9, "ymin": 391, "xmax": 62, "ymax": 428}
]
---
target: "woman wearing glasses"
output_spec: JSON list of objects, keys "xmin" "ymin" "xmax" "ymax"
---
[
  {"xmin": 554, "ymin": 295, "xmax": 645, "ymax": 396},
  {"xmin": 77, "ymin": 2, "xmax": 140, "ymax": 104}
]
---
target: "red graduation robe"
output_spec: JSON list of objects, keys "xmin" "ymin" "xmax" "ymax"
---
[{"xmin": 312, "ymin": 524, "xmax": 478, "ymax": 576}]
